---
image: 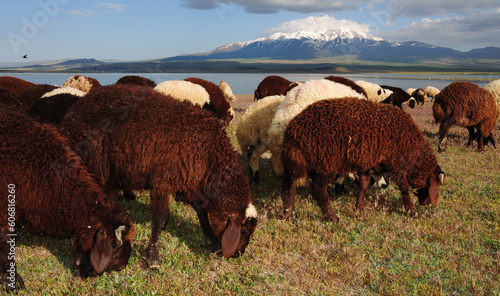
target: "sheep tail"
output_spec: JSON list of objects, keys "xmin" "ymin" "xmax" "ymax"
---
[{"xmin": 282, "ymin": 142, "xmax": 308, "ymax": 187}]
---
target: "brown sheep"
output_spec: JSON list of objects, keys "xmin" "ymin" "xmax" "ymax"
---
[
  {"xmin": 381, "ymin": 85, "xmax": 416, "ymax": 109},
  {"xmin": 61, "ymin": 85, "xmax": 258, "ymax": 268},
  {"xmin": 412, "ymin": 88, "xmax": 428, "ymax": 105},
  {"xmin": 116, "ymin": 75, "xmax": 157, "ymax": 88},
  {"xmin": 0, "ymin": 107, "xmax": 135, "ymax": 291},
  {"xmin": 254, "ymin": 75, "xmax": 292, "ymax": 100},
  {"xmin": 29, "ymin": 93, "xmax": 81, "ymax": 125},
  {"xmin": 16, "ymin": 84, "xmax": 58, "ymax": 111},
  {"xmin": 184, "ymin": 77, "xmax": 235, "ymax": 126},
  {"xmin": 0, "ymin": 76, "xmax": 36, "ymax": 95},
  {"xmin": 433, "ymin": 81, "xmax": 498, "ymax": 152},
  {"xmin": 281, "ymin": 98, "xmax": 445, "ymax": 222}
]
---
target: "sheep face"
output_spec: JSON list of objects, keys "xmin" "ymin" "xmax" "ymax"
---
[
  {"xmin": 73, "ymin": 210, "xmax": 135, "ymax": 277},
  {"xmin": 222, "ymin": 204, "xmax": 258, "ymax": 258},
  {"xmin": 416, "ymin": 166, "xmax": 445, "ymax": 207}
]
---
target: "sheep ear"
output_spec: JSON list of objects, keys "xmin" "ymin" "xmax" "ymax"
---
[
  {"xmin": 90, "ymin": 228, "xmax": 113, "ymax": 275},
  {"xmin": 221, "ymin": 216, "xmax": 241, "ymax": 259}
]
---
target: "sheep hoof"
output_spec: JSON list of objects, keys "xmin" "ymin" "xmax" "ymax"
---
[
  {"xmin": 146, "ymin": 247, "xmax": 161, "ymax": 269},
  {"xmin": 322, "ymin": 212, "xmax": 340, "ymax": 223}
]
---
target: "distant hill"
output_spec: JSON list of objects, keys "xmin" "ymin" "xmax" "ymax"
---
[{"xmin": 2, "ymin": 29, "xmax": 500, "ymax": 73}]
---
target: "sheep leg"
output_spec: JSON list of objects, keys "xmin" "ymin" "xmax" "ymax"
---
[
  {"xmin": 310, "ymin": 175, "xmax": 339, "ymax": 223},
  {"xmin": 355, "ymin": 172, "xmax": 371, "ymax": 217},
  {"xmin": 476, "ymin": 130, "xmax": 485, "ymax": 152},
  {"xmin": 281, "ymin": 172, "xmax": 296, "ymax": 220},
  {"xmin": 466, "ymin": 126, "xmax": 476, "ymax": 146},
  {"xmin": 399, "ymin": 183, "xmax": 416, "ymax": 216},
  {"xmin": 146, "ymin": 188, "xmax": 170, "ymax": 269},
  {"xmin": 437, "ymin": 122, "xmax": 454, "ymax": 152},
  {"xmin": 193, "ymin": 207, "xmax": 221, "ymax": 253},
  {"xmin": 248, "ymin": 144, "xmax": 268, "ymax": 184}
]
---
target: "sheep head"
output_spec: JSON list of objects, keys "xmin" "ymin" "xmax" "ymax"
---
[
  {"xmin": 221, "ymin": 203, "xmax": 258, "ymax": 259},
  {"xmin": 72, "ymin": 207, "xmax": 135, "ymax": 277},
  {"xmin": 416, "ymin": 165, "xmax": 445, "ymax": 207}
]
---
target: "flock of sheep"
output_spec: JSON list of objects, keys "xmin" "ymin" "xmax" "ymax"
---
[{"xmin": 0, "ymin": 73, "xmax": 499, "ymax": 291}]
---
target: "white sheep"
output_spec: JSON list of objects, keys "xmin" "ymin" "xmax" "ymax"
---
[
  {"xmin": 268, "ymin": 79, "xmax": 367, "ymax": 176},
  {"xmin": 355, "ymin": 80, "xmax": 393, "ymax": 103},
  {"xmin": 483, "ymin": 79, "xmax": 500, "ymax": 119},
  {"xmin": 236, "ymin": 95, "xmax": 285, "ymax": 182},
  {"xmin": 219, "ymin": 81, "xmax": 237, "ymax": 102},
  {"xmin": 154, "ymin": 80, "xmax": 210, "ymax": 107},
  {"xmin": 406, "ymin": 88, "xmax": 417, "ymax": 96},
  {"xmin": 62, "ymin": 75, "xmax": 101, "ymax": 93},
  {"xmin": 41, "ymin": 86, "xmax": 86, "ymax": 98},
  {"xmin": 425, "ymin": 86, "xmax": 440, "ymax": 98}
]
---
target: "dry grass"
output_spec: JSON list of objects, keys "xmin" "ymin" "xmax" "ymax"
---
[{"xmin": 10, "ymin": 94, "xmax": 500, "ymax": 295}]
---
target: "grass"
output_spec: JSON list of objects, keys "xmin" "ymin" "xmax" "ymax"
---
[{"xmin": 11, "ymin": 95, "xmax": 500, "ymax": 295}]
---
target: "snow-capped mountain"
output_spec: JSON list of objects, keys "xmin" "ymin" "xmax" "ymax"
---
[{"xmin": 163, "ymin": 28, "xmax": 496, "ymax": 62}]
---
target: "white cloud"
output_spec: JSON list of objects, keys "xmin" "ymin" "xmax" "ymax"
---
[
  {"xmin": 264, "ymin": 15, "xmax": 371, "ymax": 34},
  {"xmin": 63, "ymin": 9, "xmax": 99, "ymax": 16},
  {"xmin": 379, "ymin": 9, "xmax": 500, "ymax": 50},
  {"xmin": 97, "ymin": 3, "xmax": 128, "ymax": 12},
  {"xmin": 182, "ymin": 0, "xmax": 358, "ymax": 14}
]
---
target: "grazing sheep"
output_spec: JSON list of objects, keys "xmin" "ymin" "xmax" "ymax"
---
[
  {"xmin": 184, "ymin": 77, "xmax": 235, "ymax": 126},
  {"xmin": 219, "ymin": 80, "xmax": 237, "ymax": 101},
  {"xmin": 411, "ymin": 88, "xmax": 428, "ymax": 105},
  {"xmin": 0, "ymin": 107, "xmax": 135, "ymax": 291},
  {"xmin": 63, "ymin": 75, "xmax": 101, "ymax": 93},
  {"xmin": 236, "ymin": 95, "xmax": 286, "ymax": 183},
  {"xmin": 355, "ymin": 80, "xmax": 393, "ymax": 103},
  {"xmin": 16, "ymin": 84, "xmax": 58, "ymax": 111},
  {"xmin": 281, "ymin": 98, "xmax": 445, "ymax": 222},
  {"xmin": 380, "ymin": 85, "xmax": 416, "ymax": 109},
  {"xmin": 254, "ymin": 75, "xmax": 292, "ymax": 100},
  {"xmin": 41, "ymin": 86, "xmax": 86, "ymax": 98},
  {"xmin": 268, "ymin": 79, "xmax": 367, "ymax": 177},
  {"xmin": 483, "ymin": 79, "xmax": 500, "ymax": 119},
  {"xmin": 61, "ymin": 85, "xmax": 258, "ymax": 267},
  {"xmin": 433, "ymin": 81, "xmax": 498, "ymax": 152},
  {"xmin": 406, "ymin": 88, "xmax": 417, "ymax": 96},
  {"xmin": 29, "ymin": 93, "xmax": 82, "ymax": 125},
  {"xmin": 154, "ymin": 80, "xmax": 211, "ymax": 107},
  {"xmin": 324, "ymin": 75, "xmax": 368, "ymax": 98},
  {"xmin": 0, "ymin": 76, "xmax": 36, "ymax": 95},
  {"xmin": 425, "ymin": 86, "xmax": 440, "ymax": 98},
  {"xmin": 116, "ymin": 75, "xmax": 157, "ymax": 88}
]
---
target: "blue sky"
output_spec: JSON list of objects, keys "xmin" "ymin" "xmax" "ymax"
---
[{"xmin": 1, "ymin": 0, "xmax": 500, "ymax": 63}]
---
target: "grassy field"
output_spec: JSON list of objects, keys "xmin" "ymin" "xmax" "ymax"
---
[{"xmin": 11, "ymin": 94, "xmax": 500, "ymax": 295}]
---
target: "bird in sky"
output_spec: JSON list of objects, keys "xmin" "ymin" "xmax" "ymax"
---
[{"xmin": 22, "ymin": 54, "xmax": 28, "ymax": 59}]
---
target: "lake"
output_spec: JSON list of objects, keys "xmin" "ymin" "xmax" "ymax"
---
[{"xmin": 2, "ymin": 72, "xmax": 499, "ymax": 95}]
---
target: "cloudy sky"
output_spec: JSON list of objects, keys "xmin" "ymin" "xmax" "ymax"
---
[{"xmin": 1, "ymin": 0, "xmax": 499, "ymax": 63}]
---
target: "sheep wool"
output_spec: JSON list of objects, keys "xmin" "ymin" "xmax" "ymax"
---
[
  {"xmin": 42, "ymin": 86, "xmax": 86, "ymax": 98},
  {"xmin": 219, "ymin": 80, "xmax": 237, "ymax": 101},
  {"xmin": 254, "ymin": 75, "xmax": 292, "ymax": 100},
  {"xmin": 63, "ymin": 75, "xmax": 101, "ymax": 93},
  {"xmin": 236, "ymin": 95, "xmax": 286, "ymax": 182},
  {"xmin": 425, "ymin": 86, "xmax": 440, "ymax": 98},
  {"xmin": 0, "ymin": 76, "xmax": 36, "ymax": 95},
  {"xmin": 154, "ymin": 80, "xmax": 210, "ymax": 107},
  {"xmin": 433, "ymin": 81, "xmax": 497, "ymax": 152},
  {"xmin": 116, "ymin": 75, "xmax": 157, "ymax": 88},
  {"xmin": 268, "ymin": 79, "xmax": 367, "ymax": 176},
  {"xmin": 281, "ymin": 98, "xmax": 445, "ymax": 222},
  {"xmin": 483, "ymin": 79, "xmax": 500, "ymax": 119},
  {"xmin": 355, "ymin": 80, "xmax": 393, "ymax": 103}
]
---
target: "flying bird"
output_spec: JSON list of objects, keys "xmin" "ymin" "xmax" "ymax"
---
[{"xmin": 22, "ymin": 54, "xmax": 28, "ymax": 59}]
